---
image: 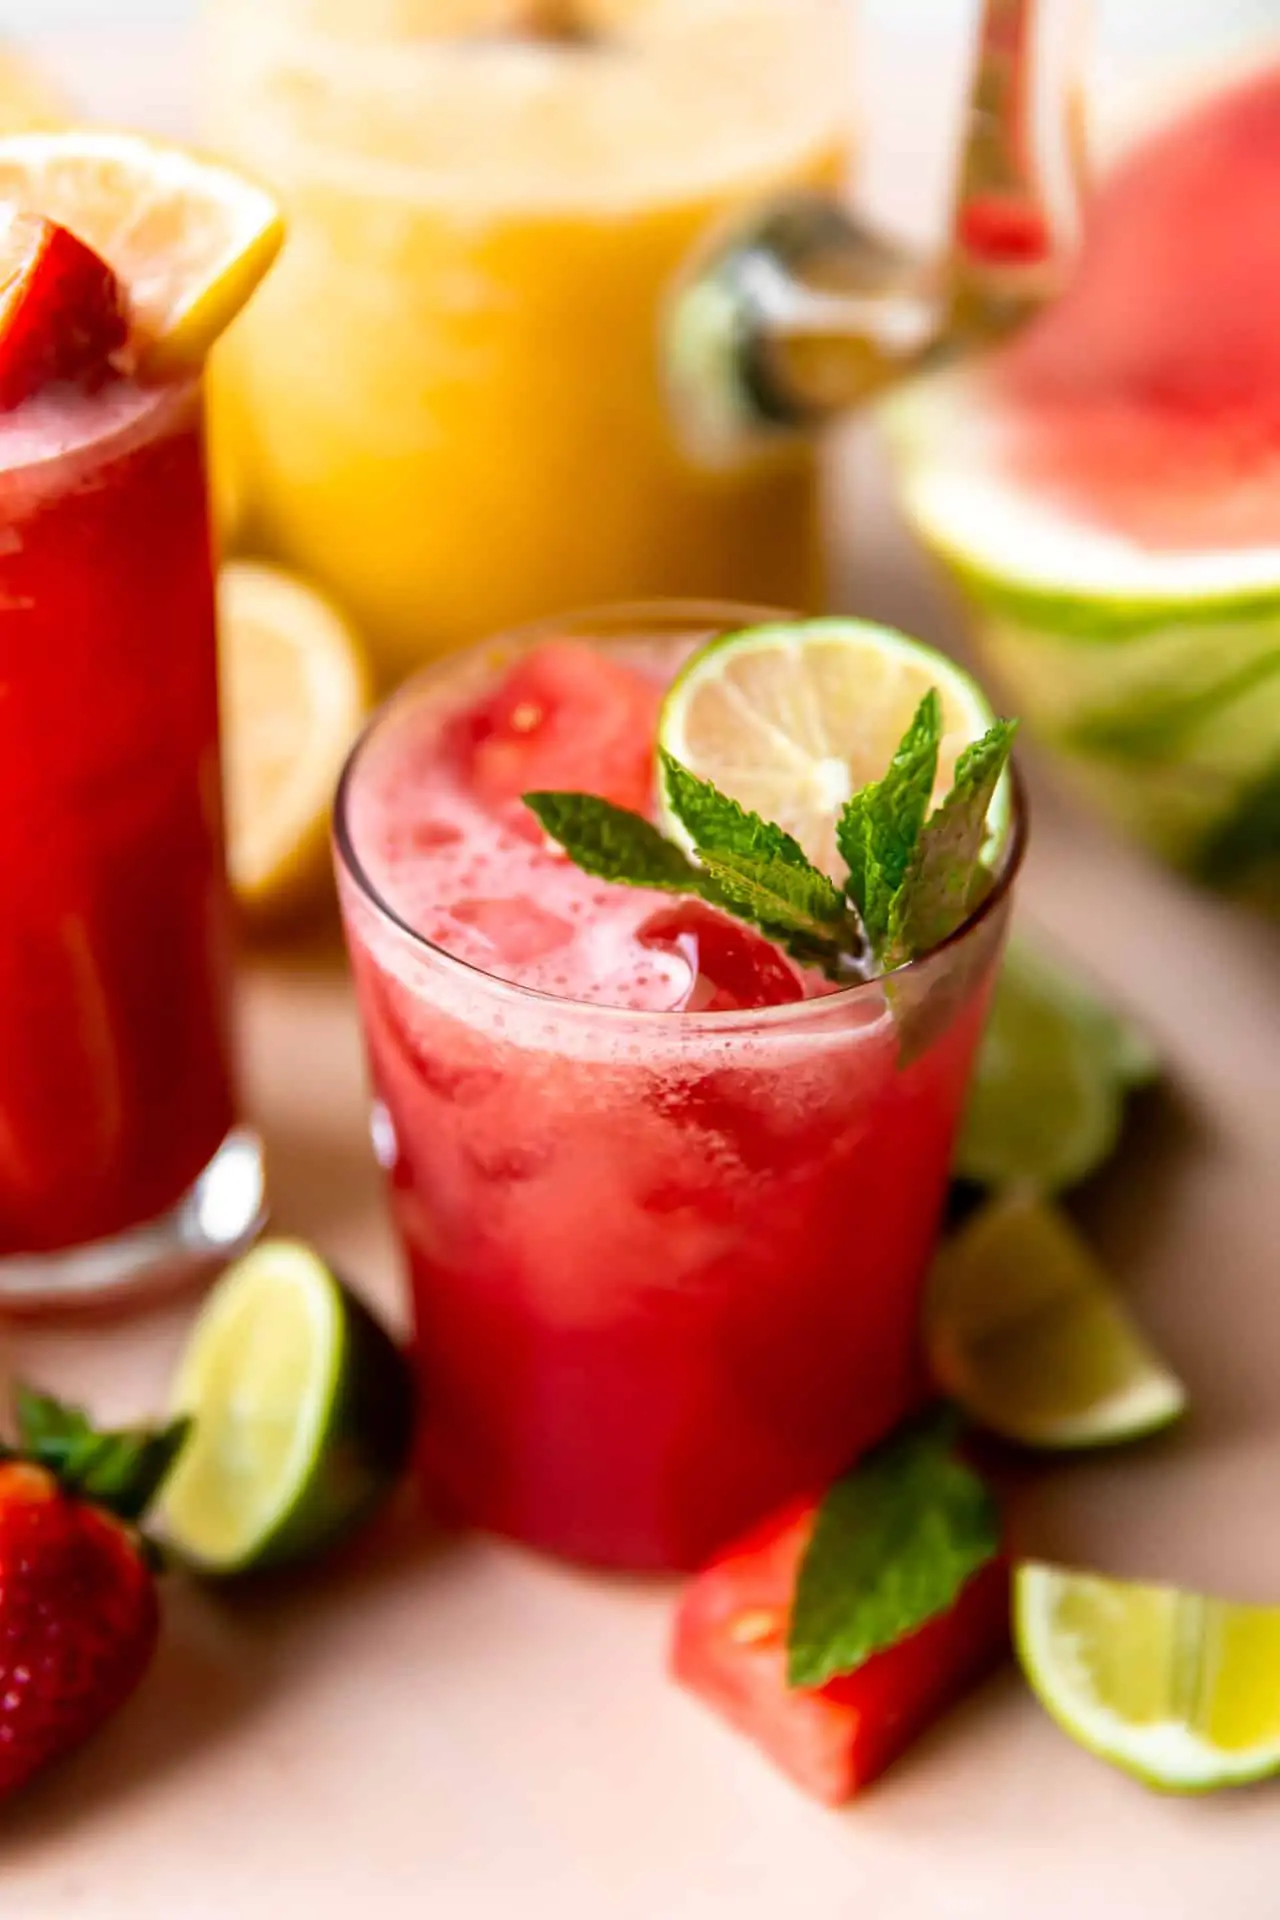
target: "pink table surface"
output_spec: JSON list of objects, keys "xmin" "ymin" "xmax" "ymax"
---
[{"xmin": 5, "ymin": 20, "xmax": 1280, "ymax": 1918}]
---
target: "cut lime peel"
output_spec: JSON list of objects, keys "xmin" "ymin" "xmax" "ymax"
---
[
  {"xmin": 1016, "ymin": 1565, "xmax": 1280, "ymax": 1793},
  {"xmin": 936, "ymin": 1324, "xmax": 1187, "ymax": 1450},
  {"xmin": 948, "ymin": 1368, "xmax": 1187, "ymax": 1453}
]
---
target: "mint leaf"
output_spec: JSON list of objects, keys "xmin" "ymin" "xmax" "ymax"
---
[
  {"xmin": 525, "ymin": 791, "xmax": 709, "ymax": 895},
  {"xmin": 837, "ymin": 689, "xmax": 941, "ymax": 956},
  {"xmin": 659, "ymin": 750, "xmax": 853, "ymax": 969},
  {"xmin": 886, "ymin": 720, "xmax": 1018, "ymax": 967},
  {"xmin": 786, "ymin": 1407, "xmax": 1001, "ymax": 1690}
]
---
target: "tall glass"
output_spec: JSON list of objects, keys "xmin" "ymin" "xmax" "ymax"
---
[
  {"xmin": 202, "ymin": 0, "xmax": 848, "ymax": 682},
  {"xmin": 334, "ymin": 603, "xmax": 1024, "ymax": 1571},
  {"xmin": 0, "ymin": 372, "xmax": 264, "ymax": 1308}
]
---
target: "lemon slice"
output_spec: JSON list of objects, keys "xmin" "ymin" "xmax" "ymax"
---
[
  {"xmin": 1017, "ymin": 1563, "xmax": 1280, "ymax": 1791},
  {"xmin": 219, "ymin": 561, "xmax": 371, "ymax": 920},
  {"xmin": 658, "ymin": 618, "xmax": 1007, "ymax": 877},
  {"xmin": 0, "ymin": 130, "xmax": 283, "ymax": 370},
  {"xmin": 928, "ymin": 1196, "xmax": 1187, "ymax": 1449},
  {"xmin": 161, "ymin": 1240, "xmax": 414, "ymax": 1576}
]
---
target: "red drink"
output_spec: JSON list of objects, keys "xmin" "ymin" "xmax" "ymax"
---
[
  {"xmin": 336, "ymin": 607, "xmax": 1020, "ymax": 1571},
  {"xmin": 0, "ymin": 372, "xmax": 254, "ymax": 1297}
]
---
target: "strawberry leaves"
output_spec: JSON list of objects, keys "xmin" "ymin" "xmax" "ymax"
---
[{"xmin": 11, "ymin": 1387, "xmax": 191, "ymax": 1525}]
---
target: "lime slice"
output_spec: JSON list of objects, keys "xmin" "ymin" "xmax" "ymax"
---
[
  {"xmin": 657, "ymin": 617, "xmax": 1008, "ymax": 878},
  {"xmin": 160, "ymin": 1240, "xmax": 414, "ymax": 1576},
  {"xmin": 928, "ymin": 1195, "xmax": 1186, "ymax": 1449},
  {"xmin": 1017, "ymin": 1563, "xmax": 1280, "ymax": 1791},
  {"xmin": 957, "ymin": 935, "xmax": 1158, "ymax": 1195}
]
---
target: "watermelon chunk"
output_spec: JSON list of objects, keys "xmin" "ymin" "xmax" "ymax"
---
[
  {"xmin": 671, "ymin": 1497, "xmax": 1009, "ymax": 1805},
  {"xmin": 456, "ymin": 639, "xmax": 664, "ymax": 817}
]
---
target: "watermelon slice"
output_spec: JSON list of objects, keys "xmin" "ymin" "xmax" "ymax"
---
[{"xmin": 886, "ymin": 65, "xmax": 1280, "ymax": 907}]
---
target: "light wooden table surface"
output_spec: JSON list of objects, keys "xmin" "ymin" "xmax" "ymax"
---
[{"xmin": 3, "ymin": 19, "xmax": 1280, "ymax": 1920}]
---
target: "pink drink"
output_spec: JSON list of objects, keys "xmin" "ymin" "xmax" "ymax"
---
[
  {"xmin": 336, "ymin": 607, "xmax": 1020, "ymax": 1571},
  {"xmin": 0, "ymin": 372, "xmax": 251, "ymax": 1301}
]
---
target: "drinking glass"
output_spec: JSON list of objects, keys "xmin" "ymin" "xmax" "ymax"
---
[{"xmin": 334, "ymin": 601, "xmax": 1025, "ymax": 1570}]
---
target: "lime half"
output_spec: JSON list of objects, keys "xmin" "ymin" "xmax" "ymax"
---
[
  {"xmin": 1017, "ymin": 1563, "xmax": 1280, "ymax": 1792},
  {"xmin": 160, "ymin": 1240, "xmax": 414, "ymax": 1576},
  {"xmin": 657, "ymin": 618, "xmax": 1008, "ymax": 878},
  {"xmin": 928, "ymin": 1196, "xmax": 1186, "ymax": 1450},
  {"xmin": 957, "ymin": 935, "xmax": 1159, "ymax": 1195}
]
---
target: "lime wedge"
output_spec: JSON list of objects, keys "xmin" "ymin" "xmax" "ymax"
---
[
  {"xmin": 957, "ymin": 935, "xmax": 1158, "ymax": 1195},
  {"xmin": 657, "ymin": 617, "xmax": 1008, "ymax": 878},
  {"xmin": 928, "ymin": 1196, "xmax": 1186, "ymax": 1449},
  {"xmin": 1017, "ymin": 1563, "xmax": 1280, "ymax": 1791},
  {"xmin": 160, "ymin": 1240, "xmax": 414, "ymax": 1576}
]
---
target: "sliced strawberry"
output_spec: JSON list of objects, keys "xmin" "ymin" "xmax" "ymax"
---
[
  {"xmin": 0, "ymin": 211, "xmax": 128, "ymax": 411},
  {"xmin": 671, "ymin": 1498, "xmax": 1009, "ymax": 1805}
]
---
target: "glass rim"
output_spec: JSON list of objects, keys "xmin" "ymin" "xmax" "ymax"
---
[{"xmin": 332, "ymin": 598, "xmax": 1029, "ymax": 1034}]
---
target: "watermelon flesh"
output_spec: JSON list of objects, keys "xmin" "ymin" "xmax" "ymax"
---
[
  {"xmin": 991, "ymin": 65, "xmax": 1280, "ymax": 554},
  {"xmin": 886, "ymin": 64, "xmax": 1280, "ymax": 905}
]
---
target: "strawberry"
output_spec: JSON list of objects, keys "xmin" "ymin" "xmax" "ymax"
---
[
  {"xmin": 0, "ymin": 211, "xmax": 129, "ymax": 411},
  {"xmin": 0, "ymin": 1387, "xmax": 188, "ymax": 1799}
]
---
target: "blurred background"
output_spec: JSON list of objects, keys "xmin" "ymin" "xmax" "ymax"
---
[
  {"xmin": 7, "ymin": 0, "xmax": 1280, "ymax": 904},
  {"xmin": 17, "ymin": 0, "xmax": 1280, "ymax": 239}
]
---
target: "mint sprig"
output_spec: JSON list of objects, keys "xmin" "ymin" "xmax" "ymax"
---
[
  {"xmin": 837, "ymin": 690, "xmax": 942, "ymax": 953},
  {"xmin": 885, "ymin": 720, "xmax": 1019, "ymax": 968},
  {"xmin": 786, "ymin": 1407, "xmax": 1001, "ymax": 1690},
  {"xmin": 524, "ymin": 687, "xmax": 1016, "ymax": 980},
  {"xmin": 530, "ymin": 767, "xmax": 865, "ymax": 978},
  {"xmin": 658, "ymin": 751, "xmax": 857, "ymax": 971},
  {"xmin": 524, "ymin": 791, "xmax": 708, "ymax": 896}
]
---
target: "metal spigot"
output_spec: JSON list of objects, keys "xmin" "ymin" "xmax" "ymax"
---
[{"xmin": 665, "ymin": 0, "xmax": 1091, "ymax": 462}]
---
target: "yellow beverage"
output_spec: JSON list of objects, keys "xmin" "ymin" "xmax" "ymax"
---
[
  {"xmin": 0, "ymin": 41, "xmax": 67, "ymax": 130},
  {"xmin": 204, "ymin": 0, "xmax": 848, "ymax": 681}
]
